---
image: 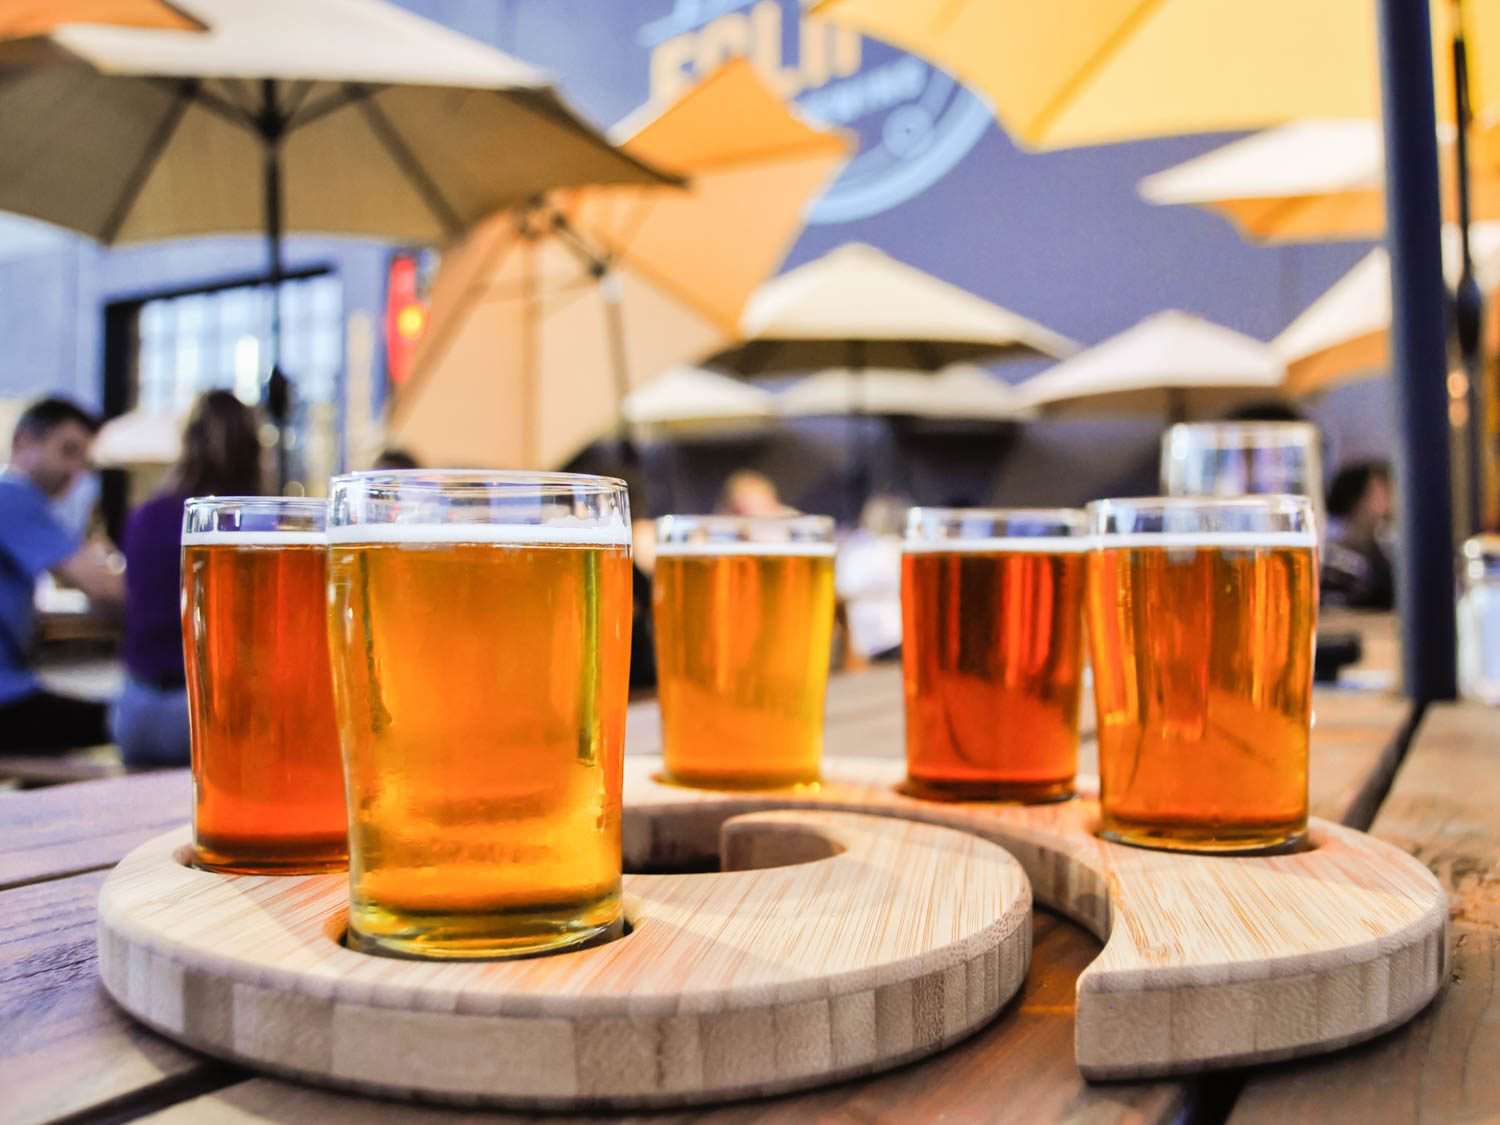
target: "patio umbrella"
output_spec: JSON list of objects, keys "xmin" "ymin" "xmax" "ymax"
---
[
  {"xmin": 2, "ymin": 1, "xmax": 202, "ymax": 38},
  {"xmin": 621, "ymin": 365, "xmax": 774, "ymax": 433},
  {"xmin": 91, "ymin": 406, "xmax": 183, "ymax": 466},
  {"xmin": 389, "ymin": 59, "xmax": 851, "ymax": 469},
  {"xmin": 0, "ymin": 0, "xmax": 670, "ymax": 477},
  {"xmin": 1139, "ymin": 118, "xmax": 1500, "ymax": 243},
  {"xmin": 705, "ymin": 243, "xmax": 1074, "ymax": 376},
  {"xmin": 807, "ymin": 0, "xmax": 1493, "ymax": 150},
  {"xmin": 1276, "ymin": 223, "xmax": 1500, "ymax": 395},
  {"xmin": 1018, "ymin": 310, "xmax": 1286, "ymax": 421},
  {"xmin": 778, "ymin": 365, "xmax": 1034, "ymax": 421},
  {"xmin": 705, "ymin": 243, "xmax": 1070, "ymax": 507}
]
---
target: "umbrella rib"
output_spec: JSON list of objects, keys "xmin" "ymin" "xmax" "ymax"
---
[
  {"xmin": 99, "ymin": 83, "xmax": 195, "ymax": 244},
  {"xmin": 289, "ymin": 84, "xmax": 381, "ymax": 130},
  {"xmin": 354, "ymin": 89, "xmax": 464, "ymax": 239}
]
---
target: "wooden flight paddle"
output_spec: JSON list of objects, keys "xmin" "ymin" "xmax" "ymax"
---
[{"xmin": 97, "ymin": 756, "xmax": 1446, "ymax": 1110}]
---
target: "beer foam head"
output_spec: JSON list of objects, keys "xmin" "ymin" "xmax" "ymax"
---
[
  {"xmin": 181, "ymin": 530, "xmax": 327, "ymax": 547},
  {"xmin": 325, "ymin": 522, "xmax": 631, "ymax": 547},
  {"xmin": 653, "ymin": 540, "xmax": 837, "ymax": 558},
  {"xmin": 1098, "ymin": 530, "xmax": 1317, "ymax": 550},
  {"xmin": 903, "ymin": 536, "xmax": 1091, "ymax": 555}
]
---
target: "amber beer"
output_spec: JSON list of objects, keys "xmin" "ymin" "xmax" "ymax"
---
[
  {"xmin": 326, "ymin": 474, "xmax": 632, "ymax": 960},
  {"xmin": 182, "ymin": 507, "xmax": 347, "ymax": 874},
  {"xmin": 901, "ymin": 517, "xmax": 1088, "ymax": 802},
  {"xmin": 653, "ymin": 519, "xmax": 835, "ymax": 788},
  {"xmin": 1088, "ymin": 501, "xmax": 1318, "ymax": 853}
]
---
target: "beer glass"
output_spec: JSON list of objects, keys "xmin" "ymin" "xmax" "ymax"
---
[
  {"xmin": 901, "ymin": 508, "xmax": 1088, "ymax": 802},
  {"xmin": 182, "ymin": 497, "xmax": 347, "ymax": 874},
  {"xmin": 326, "ymin": 471, "xmax": 632, "ymax": 960},
  {"xmin": 1087, "ymin": 496, "xmax": 1318, "ymax": 853},
  {"xmin": 653, "ymin": 515, "xmax": 835, "ymax": 788},
  {"xmin": 1161, "ymin": 421, "xmax": 1325, "ymax": 529}
]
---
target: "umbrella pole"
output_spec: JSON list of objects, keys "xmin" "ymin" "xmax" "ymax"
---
[
  {"xmin": 1452, "ymin": 13, "xmax": 1488, "ymax": 533},
  {"xmin": 258, "ymin": 79, "xmax": 292, "ymax": 489},
  {"xmin": 598, "ymin": 267, "xmax": 636, "ymax": 464},
  {"xmin": 1377, "ymin": 0, "xmax": 1459, "ymax": 701}
]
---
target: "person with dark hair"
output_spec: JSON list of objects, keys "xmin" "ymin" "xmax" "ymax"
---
[
  {"xmin": 111, "ymin": 390, "xmax": 264, "ymax": 766},
  {"xmin": 371, "ymin": 447, "xmax": 421, "ymax": 471},
  {"xmin": 1322, "ymin": 460, "xmax": 1396, "ymax": 610},
  {"xmin": 0, "ymin": 396, "xmax": 124, "ymax": 751}
]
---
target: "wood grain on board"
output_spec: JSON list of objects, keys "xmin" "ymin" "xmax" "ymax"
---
[
  {"xmin": 1231, "ymin": 702, "xmax": 1500, "ymax": 1123},
  {"xmin": 134, "ymin": 915, "xmax": 1196, "ymax": 1125},
  {"xmin": 98, "ymin": 809, "xmax": 1031, "ymax": 1111}
]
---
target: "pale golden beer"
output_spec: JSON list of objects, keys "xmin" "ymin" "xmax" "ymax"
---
[
  {"xmin": 326, "ymin": 472, "xmax": 632, "ymax": 959},
  {"xmin": 653, "ymin": 517, "xmax": 835, "ymax": 788},
  {"xmin": 182, "ymin": 500, "xmax": 346, "ymax": 875},
  {"xmin": 901, "ymin": 509, "xmax": 1087, "ymax": 802},
  {"xmin": 1087, "ymin": 497, "xmax": 1318, "ymax": 853}
]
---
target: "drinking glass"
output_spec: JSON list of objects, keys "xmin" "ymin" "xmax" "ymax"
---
[
  {"xmin": 326, "ymin": 471, "xmax": 632, "ymax": 959},
  {"xmin": 1087, "ymin": 495, "xmax": 1318, "ymax": 853},
  {"xmin": 182, "ymin": 497, "xmax": 346, "ymax": 874},
  {"xmin": 900, "ymin": 508, "xmax": 1088, "ymax": 802},
  {"xmin": 653, "ymin": 515, "xmax": 835, "ymax": 788}
]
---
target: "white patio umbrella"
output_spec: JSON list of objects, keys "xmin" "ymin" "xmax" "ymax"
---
[
  {"xmin": 1276, "ymin": 223, "xmax": 1500, "ymax": 395},
  {"xmin": 0, "ymin": 0, "xmax": 669, "ymax": 476},
  {"xmin": 621, "ymin": 366, "xmax": 774, "ymax": 432},
  {"xmin": 779, "ymin": 365, "xmax": 1034, "ymax": 420},
  {"xmin": 707, "ymin": 243, "xmax": 1075, "ymax": 375},
  {"xmin": 91, "ymin": 407, "xmax": 183, "ymax": 466},
  {"xmin": 1019, "ymin": 310, "xmax": 1286, "ymax": 421}
]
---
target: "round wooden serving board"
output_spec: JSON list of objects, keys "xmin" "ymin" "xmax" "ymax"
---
[{"xmin": 98, "ymin": 756, "xmax": 1448, "ymax": 1110}]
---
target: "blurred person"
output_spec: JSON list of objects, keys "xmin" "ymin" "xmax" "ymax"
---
[
  {"xmin": 836, "ymin": 494, "xmax": 907, "ymax": 663},
  {"xmin": 0, "ymin": 397, "xmax": 123, "ymax": 751},
  {"xmin": 372, "ymin": 447, "xmax": 421, "ymax": 471},
  {"xmin": 717, "ymin": 469, "xmax": 794, "ymax": 517},
  {"xmin": 1322, "ymin": 460, "xmax": 1395, "ymax": 611},
  {"xmin": 111, "ymin": 391, "xmax": 263, "ymax": 767}
]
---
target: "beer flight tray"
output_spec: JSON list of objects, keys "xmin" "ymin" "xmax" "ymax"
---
[{"xmin": 97, "ymin": 756, "xmax": 1447, "ymax": 1111}]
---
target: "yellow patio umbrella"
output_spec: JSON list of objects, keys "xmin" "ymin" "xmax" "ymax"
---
[
  {"xmin": 1139, "ymin": 118, "xmax": 1500, "ymax": 242},
  {"xmin": 390, "ymin": 60, "xmax": 851, "ymax": 469},
  {"xmin": 1276, "ymin": 223, "xmax": 1500, "ymax": 395},
  {"xmin": 808, "ymin": 0, "xmax": 1493, "ymax": 150},
  {"xmin": 1, "ymin": 1, "xmax": 202, "ymax": 38}
]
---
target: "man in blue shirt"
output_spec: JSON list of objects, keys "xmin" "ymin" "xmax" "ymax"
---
[{"xmin": 0, "ymin": 398, "xmax": 125, "ymax": 751}]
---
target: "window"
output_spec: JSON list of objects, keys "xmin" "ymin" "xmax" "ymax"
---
[{"xmin": 127, "ymin": 272, "xmax": 344, "ymax": 492}]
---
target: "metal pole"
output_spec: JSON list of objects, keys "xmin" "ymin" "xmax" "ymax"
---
[
  {"xmin": 1377, "ymin": 0, "xmax": 1459, "ymax": 701},
  {"xmin": 259, "ymin": 79, "xmax": 291, "ymax": 489},
  {"xmin": 1452, "ymin": 17, "xmax": 1486, "ymax": 535}
]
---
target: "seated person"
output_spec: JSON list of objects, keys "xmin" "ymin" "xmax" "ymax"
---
[
  {"xmin": 112, "ymin": 391, "xmax": 263, "ymax": 767},
  {"xmin": 1322, "ymin": 460, "xmax": 1396, "ymax": 611},
  {"xmin": 0, "ymin": 397, "xmax": 124, "ymax": 752}
]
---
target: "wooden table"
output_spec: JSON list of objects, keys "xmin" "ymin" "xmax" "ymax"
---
[{"xmin": 4, "ymin": 669, "xmax": 1468, "ymax": 1125}]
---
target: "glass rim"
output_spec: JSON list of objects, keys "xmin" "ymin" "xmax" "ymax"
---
[
  {"xmin": 905, "ymin": 505, "xmax": 1087, "ymax": 525},
  {"xmin": 656, "ymin": 513, "xmax": 834, "ymax": 535},
  {"xmin": 183, "ymin": 495, "xmax": 327, "ymax": 513},
  {"xmin": 1163, "ymin": 421, "xmax": 1321, "ymax": 447},
  {"xmin": 1088, "ymin": 494, "xmax": 1316, "ymax": 544},
  {"xmin": 1088, "ymin": 494, "xmax": 1314, "ymax": 514},
  {"xmin": 330, "ymin": 469, "xmax": 627, "ymax": 495}
]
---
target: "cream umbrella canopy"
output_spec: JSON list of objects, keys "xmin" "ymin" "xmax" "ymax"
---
[
  {"xmin": 621, "ymin": 366, "xmax": 775, "ymax": 433},
  {"xmin": 778, "ymin": 365, "xmax": 1034, "ymax": 421},
  {"xmin": 390, "ymin": 60, "xmax": 851, "ymax": 470},
  {"xmin": 1018, "ymin": 310, "xmax": 1286, "ymax": 421},
  {"xmin": 1139, "ymin": 118, "xmax": 1500, "ymax": 242},
  {"xmin": 0, "ymin": 0, "xmax": 671, "ymax": 477},
  {"xmin": 1276, "ymin": 223, "xmax": 1500, "ymax": 395},
  {"xmin": 705, "ymin": 243, "xmax": 1075, "ymax": 375}
]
